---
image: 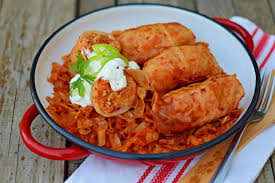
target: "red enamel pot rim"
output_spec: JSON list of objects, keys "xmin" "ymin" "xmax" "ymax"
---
[{"xmin": 22, "ymin": 4, "xmax": 260, "ymax": 161}]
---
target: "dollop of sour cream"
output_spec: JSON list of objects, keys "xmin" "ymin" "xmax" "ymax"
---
[
  {"xmin": 69, "ymin": 48, "xmax": 140, "ymax": 107},
  {"xmin": 82, "ymin": 49, "xmax": 101, "ymax": 74},
  {"xmin": 97, "ymin": 58, "xmax": 127, "ymax": 91},
  {"xmin": 128, "ymin": 61, "xmax": 140, "ymax": 70},
  {"xmin": 69, "ymin": 74, "xmax": 92, "ymax": 107}
]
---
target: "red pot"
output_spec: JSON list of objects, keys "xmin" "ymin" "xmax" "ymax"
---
[{"xmin": 20, "ymin": 4, "xmax": 259, "ymax": 165}]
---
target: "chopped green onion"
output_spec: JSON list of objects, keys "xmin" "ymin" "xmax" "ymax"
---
[{"xmin": 92, "ymin": 44, "xmax": 128, "ymax": 65}]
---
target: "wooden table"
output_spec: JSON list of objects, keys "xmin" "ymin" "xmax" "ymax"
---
[{"xmin": 1, "ymin": 0, "xmax": 275, "ymax": 182}]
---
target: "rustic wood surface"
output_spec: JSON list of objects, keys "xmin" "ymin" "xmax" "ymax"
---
[{"xmin": 0, "ymin": 0, "xmax": 274, "ymax": 182}]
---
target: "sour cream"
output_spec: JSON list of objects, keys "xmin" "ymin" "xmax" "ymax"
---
[
  {"xmin": 69, "ymin": 49, "xmax": 140, "ymax": 107},
  {"xmin": 128, "ymin": 61, "xmax": 140, "ymax": 70},
  {"xmin": 69, "ymin": 74, "xmax": 92, "ymax": 107},
  {"xmin": 82, "ymin": 49, "xmax": 101, "ymax": 74},
  {"xmin": 97, "ymin": 58, "xmax": 127, "ymax": 91}
]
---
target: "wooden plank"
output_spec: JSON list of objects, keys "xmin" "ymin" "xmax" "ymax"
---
[
  {"xmin": 0, "ymin": 0, "xmax": 3, "ymax": 13},
  {"xmin": 67, "ymin": 158, "xmax": 85, "ymax": 178},
  {"xmin": 268, "ymin": 0, "xmax": 275, "ymax": 21},
  {"xmin": 233, "ymin": 0, "xmax": 275, "ymax": 34},
  {"xmin": 255, "ymin": 159, "xmax": 275, "ymax": 183},
  {"xmin": 169, "ymin": 0, "xmax": 196, "ymax": 10},
  {"xmin": 271, "ymin": 152, "xmax": 275, "ymax": 181},
  {"xmin": 255, "ymin": 168, "xmax": 269, "ymax": 183},
  {"xmin": 0, "ymin": 0, "xmax": 75, "ymax": 183},
  {"xmin": 118, "ymin": 0, "xmax": 142, "ymax": 4},
  {"xmin": 78, "ymin": 0, "xmax": 115, "ymax": 16},
  {"xmin": 196, "ymin": 0, "xmax": 235, "ymax": 18},
  {"xmin": 13, "ymin": 0, "xmax": 76, "ymax": 182},
  {"xmin": 118, "ymin": 0, "xmax": 197, "ymax": 11},
  {"xmin": 0, "ymin": 0, "xmax": 28, "ymax": 181},
  {"xmin": 178, "ymin": 138, "xmax": 233, "ymax": 183}
]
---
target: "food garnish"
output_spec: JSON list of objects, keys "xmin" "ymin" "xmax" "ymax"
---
[
  {"xmin": 70, "ymin": 51, "xmax": 96, "ymax": 97},
  {"xmin": 70, "ymin": 44, "xmax": 128, "ymax": 97}
]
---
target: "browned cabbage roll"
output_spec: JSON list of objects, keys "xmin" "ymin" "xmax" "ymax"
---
[
  {"xmin": 143, "ymin": 43, "xmax": 223, "ymax": 93},
  {"xmin": 91, "ymin": 74, "xmax": 136, "ymax": 117},
  {"xmin": 112, "ymin": 23, "xmax": 196, "ymax": 65},
  {"xmin": 152, "ymin": 74, "xmax": 245, "ymax": 134},
  {"xmin": 69, "ymin": 30, "xmax": 121, "ymax": 62}
]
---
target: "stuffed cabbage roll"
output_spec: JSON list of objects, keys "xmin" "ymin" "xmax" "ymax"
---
[
  {"xmin": 143, "ymin": 43, "xmax": 223, "ymax": 93},
  {"xmin": 69, "ymin": 31, "xmax": 121, "ymax": 62},
  {"xmin": 112, "ymin": 23, "xmax": 196, "ymax": 65},
  {"xmin": 91, "ymin": 74, "xmax": 136, "ymax": 117},
  {"xmin": 152, "ymin": 74, "xmax": 245, "ymax": 134}
]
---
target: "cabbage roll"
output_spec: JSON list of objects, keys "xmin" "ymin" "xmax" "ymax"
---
[
  {"xmin": 152, "ymin": 74, "xmax": 245, "ymax": 134},
  {"xmin": 91, "ymin": 74, "xmax": 136, "ymax": 117},
  {"xmin": 143, "ymin": 43, "xmax": 223, "ymax": 93},
  {"xmin": 112, "ymin": 23, "xmax": 196, "ymax": 65}
]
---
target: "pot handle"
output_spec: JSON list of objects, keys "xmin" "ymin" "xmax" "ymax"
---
[
  {"xmin": 213, "ymin": 18, "xmax": 254, "ymax": 51},
  {"xmin": 20, "ymin": 104, "xmax": 91, "ymax": 160}
]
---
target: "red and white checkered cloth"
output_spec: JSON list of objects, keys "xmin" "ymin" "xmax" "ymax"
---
[{"xmin": 65, "ymin": 17, "xmax": 275, "ymax": 183}]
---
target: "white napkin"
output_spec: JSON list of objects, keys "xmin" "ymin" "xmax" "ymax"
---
[
  {"xmin": 65, "ymin": 16, "xmax": 275, "ymax": 183},
  {"xmin": 224, "ymin": 16, "xmax": 275, "ymax": 183}
]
